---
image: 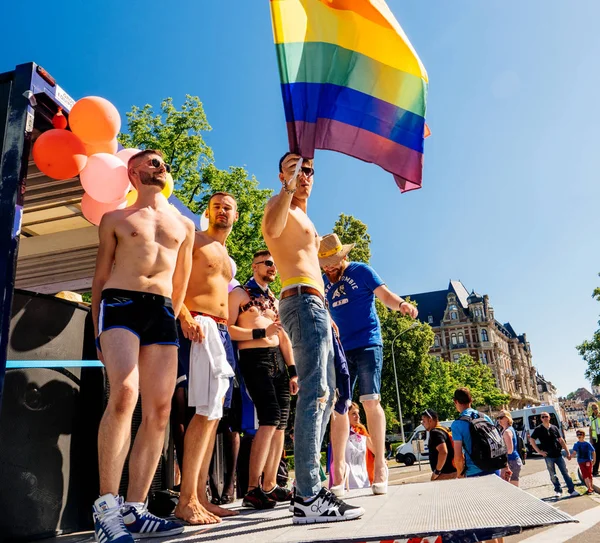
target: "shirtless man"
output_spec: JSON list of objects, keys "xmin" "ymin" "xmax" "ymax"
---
[
  {"xmin": 262, "ymin": 153, "xmax": 364, "ymax": 524},
  {"xmin": 228, "ymin": 249, "xmax": 299, "ymax": 509},
  {"xmin": 174, "ymin": 192, "xmax": 240, "ymax": 525},
  {"xmin": 91, "ymin": 150, "xmax": 193, "ymax": 542}
]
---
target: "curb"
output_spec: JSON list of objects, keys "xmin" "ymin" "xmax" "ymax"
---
[{"xmin": 593, "ymin": 475, "xmax": 600, "ymax": 494}]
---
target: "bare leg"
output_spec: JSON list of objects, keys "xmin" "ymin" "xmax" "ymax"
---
[
  {"xmin": 174, "ymin": 415, "xmax": 222, "ymax": 525},
  {"xmin": 98, "ymin": 329, "xmax": 140, "ymax": 496},
  {"xmin": 362, "ymin": 399, "xmax": 387, "ymax": 484},
  {"xmin": 197, "ymin": 423, "xmax": 239, "ymax": 517},
  {"xmin": 247, "ymin": 425, "xmax": 277, "ymax": 490},
  {"xmin": 127, "ymin": 345, "xmax": 178, "ymax": 502},
  {"xmin": 263, "ymin": 429, "xmax": 285, "ymax": 491},
  {"xmin": 329, "ymin": 410, "xmax": 349, "ymax": 486}
]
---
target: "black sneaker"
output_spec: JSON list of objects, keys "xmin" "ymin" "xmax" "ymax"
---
[
  {"xmin": 242, "ymin": 487, "xmax": 277, "ymax": 510},
  {"xmin": 292, "ymin": 488, "xmax": 365, "ymax": 525},
  {"xmin": 265, "ymin": 485, "xmax": 293, "ymax": 502}
]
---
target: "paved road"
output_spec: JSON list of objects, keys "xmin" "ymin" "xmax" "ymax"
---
[{"xmin": 388, "ymin": 428, "xmax": 600, "ymax": 542}]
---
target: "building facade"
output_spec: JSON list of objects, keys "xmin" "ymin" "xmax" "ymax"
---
[
  {"xmin": 406, "ymin": 280, "xmax": 539, "ymax": 408},
  {"xmin": 537, "ymin": 374, "xmax": 563, "ymax": 417}
]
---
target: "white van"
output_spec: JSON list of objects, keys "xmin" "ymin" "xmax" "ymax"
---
[
  {"xmin": 509, "ymin": 406, "xmax": 565, "ymax": 454},
  {"xmin": 395, "ymin": 421, "xmax": 453, "ymax": 466}
]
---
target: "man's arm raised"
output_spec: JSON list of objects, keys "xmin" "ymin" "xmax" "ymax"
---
[
  {"xmin": 262, "ymin": 154, "xmax": 301, "ymax": 239},
  {"xmin": 92, "ymin": 214, "xmax": 117, "ymax": 340},
  {"xmin": 171, "ymin": 218, "xmax": 195, "ymax": 317}
]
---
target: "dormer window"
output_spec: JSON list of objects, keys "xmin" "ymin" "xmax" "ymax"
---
[
  {"xmin": 475, "ymin": 309, "xmax": 481, "ymax": 317},
  {"xmin": 450, "ymin": 311, "xmax": 458, "ymax": 320},
  {"xmin": 451, "ymin": 333, "xmax": 457, "ymax": 345},
  {"xmin": 428, "ymin": 315, "xmax": 434, "ymax": 324},
  {"xmin": 449, "ymin": 304, "xmax": 458, "ymax": 311},
  {"xmin": 458, "ymin": 332, "xmax": 465, "ymax": 344},
  {"xmin": 434, "ymin": 335, "xmax": 440, "ymax": 347}
]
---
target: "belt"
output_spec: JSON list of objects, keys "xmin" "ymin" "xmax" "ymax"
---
[
  {"xmin": 190, "ymin": 311, "xmax": 228, "ymax": 329},
  {"xmin": 280, "ymin": 285, "xmax": 324, "ymax": 302}
]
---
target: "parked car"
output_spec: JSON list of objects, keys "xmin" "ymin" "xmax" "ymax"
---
[{"xmin": 395, "ymin": 421, "xmax": 453, "ymax": 466}]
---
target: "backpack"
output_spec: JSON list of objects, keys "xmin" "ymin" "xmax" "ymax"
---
[
  {"xmin": 516, "ymin": 432, "xmax": 526, "ymax": 464},
  {"xmin": 460, "ymin": 411, "xmax": 508, "ymax": 472},
  {"xmin": 433, "ymin": 425, "xmax": 456, "ymax": 469}
]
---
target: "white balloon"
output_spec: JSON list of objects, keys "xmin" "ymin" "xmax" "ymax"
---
[
  {"xmin": 230, "ymin": 257, "xmax": 237, "ymax": 278},
  {"xmin": 228, "ymin": 278, "xmax": 240, "ymax": 293},
  {"xmin": 200, "ymin": 208, "xmax": 209, "ymax": 231}
]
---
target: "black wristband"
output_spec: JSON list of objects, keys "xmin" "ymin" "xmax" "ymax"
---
[
  {"xmin": 252, "ymin": 328, "xmax": 266, "ymax": 340},
  {"xmin": 433, "ymin": 469, "xmax": 442, "ymax": 475},
  {"xmin": 288, "ymin": 365, "xmax": 298, "ymax": 379}
]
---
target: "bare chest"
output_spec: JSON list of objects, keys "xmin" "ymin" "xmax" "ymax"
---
[
  {"xmin": 288, "ymin": 208, "xmax": 319, "ymax": 249},
  {"xmin": 115, "ymin": 212, "xmax": 185, "ymax": 250},
  {"xmin": 194, "ymin": 241, "xmax": 232, "ymax": 280}
]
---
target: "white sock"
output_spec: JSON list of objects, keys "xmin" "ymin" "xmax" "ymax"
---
[{"xmin": 124, "ymin": 501, "xmax": 145, "ymax": 512}]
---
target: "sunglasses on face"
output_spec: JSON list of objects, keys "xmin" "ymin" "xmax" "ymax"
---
[
  {"xmin": 300, "ymin": 166, "xmax": 314, "ymax": 177},
  {"xmin": 541, "ymin": 416, "xmax": 549, "ymax": 419},
  {"xmin": 577, "ymin": 433, "xmax": 585, "ymax": 437},
  {"xmin": 496, "ymin": 416, "xmax": 505, "ymax": 421},
  {"xmin": 149, "ymin": 158, "xmax": 171, "ymax": 173},
  {"xmin": 255, "ymin": 259, "xmax": 275, "ymax": 267}
]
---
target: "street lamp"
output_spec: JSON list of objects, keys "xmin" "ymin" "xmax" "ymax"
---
[{"xmin": 391, "ymin": 321, "xmax": 420, "ymax": 444}]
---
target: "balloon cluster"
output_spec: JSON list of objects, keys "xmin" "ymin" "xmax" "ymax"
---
[{"xmin": 32, "ymin": 97, "xmax": 174, "ymax": 226}]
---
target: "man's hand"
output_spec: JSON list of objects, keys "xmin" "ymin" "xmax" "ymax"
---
[
  {"xmin": 289, "ymin": 376, "xmax": 299, "ymax": 395},
  {"xmin": 331, "ymin": 319, "xmax": 340, "ymax": 338},
  {"xmin": 280, "ymin": 153, "xmax": 302, "ymax": 193},
  {"xmin": 400, "ymin": 302, "xmax": 418, "ymax": 319},
  {"xmin": 566, "ymin": 452, "xmax": 572, "ymax": 461},
  {"xmin": 538, "ymin": 450, "xmax": 547, "ymax": 457},
  {"xmin": 267, "ymin": 321, "xmax": 283, "ymax": 337},
  {"xmin": 181, "ymin": 314, "xmax": 204, "ymax": 343}
]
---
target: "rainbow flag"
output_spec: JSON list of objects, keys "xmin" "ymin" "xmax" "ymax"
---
[{"xmin": 270, "ymin": 0, "xmax": 428, "ymax": 192}]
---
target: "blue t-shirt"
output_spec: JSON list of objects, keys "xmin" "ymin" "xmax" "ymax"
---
[
  {"xmin": 573, "ymin": 440, "xmax": 595, "ymax": 462},
  {"xmin": 324, "ymin": 262, "xmax": 385, "ymax": 351},
  {"xmin": 451, "ymin": 408, "xmax": 494, "ymax": 477}
]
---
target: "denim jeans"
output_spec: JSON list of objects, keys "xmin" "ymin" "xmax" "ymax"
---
[
  {"xmin": 279, "ymin": 293, "xmax": 336, "ymax": 498},
  {"xmin": 345, "ymin": 345, "xmax": 383, "ymax": 401},
  {"xmin": 544, "ymin": 456, "xmax": 575, "ymax": 493}
]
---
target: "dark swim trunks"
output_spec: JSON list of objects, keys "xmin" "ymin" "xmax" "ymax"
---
[{"xmin": 98, "ymin": 288, "xmax": 179, "ymax": 348}]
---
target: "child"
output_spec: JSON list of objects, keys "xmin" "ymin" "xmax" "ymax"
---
[{"xmin": 573, "ymin": 430, "xmax": 596, "ymax": 494}]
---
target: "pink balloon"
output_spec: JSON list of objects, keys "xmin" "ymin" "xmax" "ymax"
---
[
  {"xmin": 80, "ymin": 153, "xmax": 131, "ymax": 203},
  {"xmin": 81, "ymin": 193, "xmax": 127, "ymax": 226},
  {"xmin": 116, "ymin": 148, "xmax": 141, "ymax": 166}
]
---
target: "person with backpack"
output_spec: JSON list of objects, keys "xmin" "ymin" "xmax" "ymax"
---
[
  {"xmin": 421, "ymin": 409, "xmax": 457, "ymax": 480},
  {"xmin": 496, "ymin": 410, "xmax": 523, "ymax": 486},
  {"xmin": 530, "ymin": 411, "xmax": 579, "ymax": 498},
  {"xmin": 451, "ymin": 388, "xmax": 509, "ymax": 479}
]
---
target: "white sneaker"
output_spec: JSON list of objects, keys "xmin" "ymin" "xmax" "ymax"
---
[
  {"xmin": 93, "ymin": 494, "xmax": 133, "ymax": 543},
  {"xmin": 554, "ymin": 491, "xmax": 562, "ymax": 498},
  {"xmin": 569, "ymin": 490, "xmax": 580, "ymax": 497},
  {"xmin": 292, "ymin": 488, "xmax": 365, "ymax": 525}
]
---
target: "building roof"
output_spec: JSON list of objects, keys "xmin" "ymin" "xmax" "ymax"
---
[{"xmin": 404, "ymin": 280, "xmax": 470, "ymax": 327}]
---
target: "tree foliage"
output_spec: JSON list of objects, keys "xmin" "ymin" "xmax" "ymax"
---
[
  {"xmin": 576, "ymin": 276, "xmax": 600, "ymax": 386},
  {"xmin": 118, "ymin": 95, "xmax": 272, "ymax": 283},
  {"xmin": 333, "ymin": 213, "xmax": 371, "ymax": 264}
]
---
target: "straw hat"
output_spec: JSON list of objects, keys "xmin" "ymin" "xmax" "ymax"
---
[
  {"xmin": 55, "ymin": 291, "xmax": 88, "ymax": 305},
  {"xmin": 318, "ymin": 234, "xmax": 355, "ymax": 267}
]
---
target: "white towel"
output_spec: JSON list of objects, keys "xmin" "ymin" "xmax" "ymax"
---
[{"xmin": 187, "ymin": 315, "xmax": 235, "ymax": 420}]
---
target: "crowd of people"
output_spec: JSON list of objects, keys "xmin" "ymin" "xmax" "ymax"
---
[
  {"xmin": 87, "ymin": 149, "xmax": 597, "ymax": 543},
  {"xmin": 89, "ymin": 151, "xmax": 420, "ymax": 542}
]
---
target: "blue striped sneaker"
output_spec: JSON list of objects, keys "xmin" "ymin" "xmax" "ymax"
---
[
  {"xmin": 93, "ymin": 494, "xmax": 133, "ymax": 543},
  {"xmin": 122, "ymin": 503, "xmax": 184, "ymax": 538}
]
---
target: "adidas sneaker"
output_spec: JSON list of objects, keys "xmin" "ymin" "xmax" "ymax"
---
[
  {"xmin": 122, "ymin": 503, "xmax": 184, "ymax": 538},
  {"xmin": 292, "ymin": 487, "xmax": 365, "ymax": 525},
  {"xmin": 93, "ymin": 494, "xmax": 133, "ymax": 543}
]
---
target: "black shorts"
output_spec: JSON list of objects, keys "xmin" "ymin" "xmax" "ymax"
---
[
  {"xmin": 98, "ymin": 288, "xmax": 179, "ymax": 348},
  {"xmin": 238, "ymin": 347, "xmax": 290, "ymax": 430}
]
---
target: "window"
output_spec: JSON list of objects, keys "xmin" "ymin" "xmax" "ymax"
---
[
  {"xmin": 451, "ymin": 333, "xmax": 457, "ymax": 345},
  {"xmin": 428, "ymin": 315, "xmax": 434, "ymax": 324},
  {"xmin": 458, "ymin": 332, "xmax": 465, "ymax": 344},
  {"xmin": 449, "ymin": 304, "xmax": 458, "ymax": 311},
  {"xmin": 475, "ymin": 309, "xmax": 481, "ymax": 317},
  {"xmin": 450, "ymin": 311, "xmax": 458, "ymax": 320},
  {"xmin": 434, "ymin": 335, "xmax": 440, "ymax": 347},
  {"xmin": 481, "ymin": 329, "xmax": 489, "ymax": 342},
  {"xmin": 481, "ymin": 352, "xmax": 488, "ymax": 364},
  {"xmin": 453, "ymin": 354, "xmax": 460, "ymax": 361}
]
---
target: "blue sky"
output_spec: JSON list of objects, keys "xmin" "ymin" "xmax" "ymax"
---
[{"xmin": 2, "ymin": 1, "xmax": 599, "ymax": 396}]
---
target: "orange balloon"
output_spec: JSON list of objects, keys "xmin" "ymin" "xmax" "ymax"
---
[
  {"xmin": 69, "ymin": 96, "xmax": 121, "ymax": 144},
  {"xmin": 84, "ymin": 138, "xmax": 118, "ymax": 156},
  {"xmin": 32, "ymin": 129, "xmax": 87, "ymax": 180},
  {"xmin": 125, "ymin": 190, "xmax": 138, "ymax": 206}
]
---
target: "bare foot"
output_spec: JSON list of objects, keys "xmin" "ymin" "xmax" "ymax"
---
[
  {"xmin": 175, "ymin": 498, "xmax": 221, "ymax": 525},
  {"xmin": 200, "ymin": 497, "xmax": 240, "ymax": 517}
]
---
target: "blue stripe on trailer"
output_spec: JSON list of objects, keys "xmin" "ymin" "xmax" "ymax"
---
[{"xmin": 6, "ymin": 360, "xmax": 104, "ymax": 368}]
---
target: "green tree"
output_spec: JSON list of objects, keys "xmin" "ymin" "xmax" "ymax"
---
[
  {"xmin": 118, "ymin": 96, "xmax": 272, "ymax": 282},
  {"xmin": 424, "ymin": 355, "xmax": 459, "ymax": 420},
  {"xmin": 332, "ymin": 213, "xmax": 371, "ymax": 264},
  {"xmin": 576, "ymin": 276, "xmax": 600, "ymax": 386},
  {"xmin": 452, "ymin": 354, "xmax": 510, "ymax": 409}
]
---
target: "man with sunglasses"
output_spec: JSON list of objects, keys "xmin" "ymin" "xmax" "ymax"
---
[
  {"xmin": 174, "ymin": 192, "xmax": 241, "ymax": 525},
  {"xmin": 262, "ymin": 153, "xmax": 364, "ymax": 524},
  {"xmin": 530, "ymin": 411, "xmax": 578, "ymax": 498},
  {"xmin": 228, "ymin": 250, "xmax": 299, "ymax": 509},
  {"xmin": 91, "ymin": 149, "xmax": 194, "ymax": 542}
]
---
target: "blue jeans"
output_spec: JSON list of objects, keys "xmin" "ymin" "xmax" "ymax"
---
[
  {"xmin": 279, "ymin": 293, "xmax": 336, "ymax": 498},
  {"xmin": 545, "ymin": 456, "xmax": 575, "ymax": 493},
  {"xmin": 345, "ymin": 345, "xmax": 383, "ymax": 401}
]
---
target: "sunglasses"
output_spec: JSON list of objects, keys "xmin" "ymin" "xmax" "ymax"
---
[
  {"xmin": 496, "ymin": 416, "xmax": 505, "ymax": 420},
  {"xmin": 300, "ymin": 166, "xmax": 314, "ymax": 177},
  {"xmin": 255, "ymin": 259, "xmax": 276, "ymax": 267},
  {"xmin": 577, "ymin": 433, "xmax": 585, "ymax": 437},
  {"xmin": 149, "ymin": 157, "xmax": 171, "ymax": 173},
  {"xmin": 541, "ymin": 416, "xmax": 550, "ymax": 419}
]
